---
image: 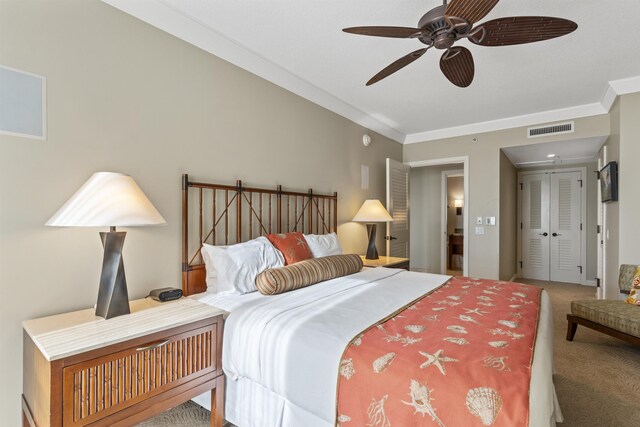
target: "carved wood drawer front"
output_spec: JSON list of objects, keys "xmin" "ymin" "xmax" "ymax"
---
[{"xmin": 62, "ymin": 324, "xmax": 217, "ymax": 426}]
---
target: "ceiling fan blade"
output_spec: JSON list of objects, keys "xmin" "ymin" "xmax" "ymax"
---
[
  {"xmin": 342, "ymin": 26, "xmax": 423, "ymax": 38},
  {"xmin": 367, "ymin": 48, "xmax": 430, "ymax": 86},
  {"xmin": 440, "ymin": 46, "xmax": 475, "ymax": 87},
  {"xmin": 445, "ymin": 0, "xmax": 499, "ymax": 24},
  {"xmin": 469, "ymin": 17, "xmax": 578, "ymax": 46}
]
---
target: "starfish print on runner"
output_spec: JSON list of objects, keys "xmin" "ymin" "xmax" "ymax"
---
[{"xmin": 419, "ymin": 349, "xmax": 459, "ymax": 375}]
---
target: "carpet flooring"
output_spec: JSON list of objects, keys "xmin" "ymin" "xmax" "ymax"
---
[
  {"xmin": 139, "ymin": 279, "xmax": 640, "ymax": 426},
  {"xmin": 518, "ymin": 279, "xmax": 640, "ymax": 427}
]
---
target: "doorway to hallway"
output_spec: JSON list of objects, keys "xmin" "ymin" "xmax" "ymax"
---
[
  {"xmin": 442, "ymin": 170, "xmax": 464, "ymax": 276},
  {"xmin": 406, "ymin": 157, "xmax": 468, "ymax": 276}
]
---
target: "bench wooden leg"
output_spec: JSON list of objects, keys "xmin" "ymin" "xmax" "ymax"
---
[
  {"xmin": 566, "ymin": 315, "xmax": 578, "ymax": 341},
  {"xmin": 566, "ymin": 313, "xmax": 640, "ymax": 346}
]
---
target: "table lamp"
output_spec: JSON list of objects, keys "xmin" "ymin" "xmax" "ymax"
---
[
  {"xmin": 352, "ymin": 199, "xmax": 393, "ymax": 260},
  {"xmin": 46, "ymin": 172, "xmax": 166, "ymax": 319}
]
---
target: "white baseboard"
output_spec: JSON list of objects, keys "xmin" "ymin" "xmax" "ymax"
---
[{"xmin": 582, "ymin": 279, "xmax": 597, "ymax": 287}]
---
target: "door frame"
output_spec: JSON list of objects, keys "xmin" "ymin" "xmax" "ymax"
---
[
  {"xmin": 517, "ymin": 166, "xmax": 588, "ymax": 285},
  {"xmin": 441, "ymin": 169, "xmax": 464, "ymax": 274},
  {"xmin": 407, "ymin": 156, "xmax": 469, "ymax": 277},
  {"xmin": 386, "ymin": 158, "xmax": 411, "ymax": 259},
  {"xmin": 597, "ymin": 145, "xmax": 607, "ymax": 298}
]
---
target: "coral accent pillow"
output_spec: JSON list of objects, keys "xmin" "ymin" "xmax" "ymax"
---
[
  {"xmin": 266, "ymin": 232, "xmax": 312, "ymax": 265},
  {"xmin": 626, "ymin": 266, "xmax": 640, "ymax": 306}
]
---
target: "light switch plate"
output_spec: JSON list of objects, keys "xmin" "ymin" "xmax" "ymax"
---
[
  {"xmin": 485, "ymin": 217, "xmax": 496, "ymax": 226},
  {"xmin": 476, "ymin": 217, "xmax": 483, "ymax": 225},
  {"xmin": 475, "ymin": 226, "xmax": 484, "ymax": 235}
]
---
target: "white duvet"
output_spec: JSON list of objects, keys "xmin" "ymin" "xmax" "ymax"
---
[{"xmin": 194, "ymin": 268, "xmax": 561, "ymax": 427}]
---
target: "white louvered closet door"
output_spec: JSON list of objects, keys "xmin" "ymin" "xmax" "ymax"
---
[
  {"xmin": 549, "ymin": 172, "xmax": 582, "ymax": 283},
  {"xmin": 386, "ymin": 158, "xmax": 410, "ymax": 258},
  {"xmin": 521, "ymin": 174, "xmax": 550, "ymax": 280}
]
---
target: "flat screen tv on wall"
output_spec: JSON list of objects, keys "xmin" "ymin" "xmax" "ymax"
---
[{"xmin": 600, "ymin": 161, "xmax": 618, "ymax": 202}]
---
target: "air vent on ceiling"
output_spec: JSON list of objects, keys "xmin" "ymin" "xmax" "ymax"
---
[{"xmin": 527, "ymin": 121, "xmax": 574, "ymax": 138}]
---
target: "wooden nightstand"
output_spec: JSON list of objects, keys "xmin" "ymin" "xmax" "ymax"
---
[
  {"xmin": 360, "ymin": 255, "xmax": 410, "ymax": 270},
  {"xmin": 22, "ymin": 298, "xmax": 226, "ymax": 427}
]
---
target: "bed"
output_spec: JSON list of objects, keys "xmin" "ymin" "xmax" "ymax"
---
[{"xmin": 180, "ymin": 175, "xmax": 562, "ymax": 427}]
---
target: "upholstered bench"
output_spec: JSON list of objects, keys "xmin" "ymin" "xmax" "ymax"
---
[{"xmin": 566, "ymin": 264, "xmax": 640, "ymax": 346}]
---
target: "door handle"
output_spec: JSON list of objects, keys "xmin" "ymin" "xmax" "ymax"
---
[
  {"xmin": 539, "ymin": 232, "xmax": 548, "ymax": 236},
  {"xmin": 552, "ymin": 232, "xmax": 562, "ymax": 237},
  {"xmin": 136, "ymin": 339, "xmax": 170, "ymax": 352},
  {"xmin": 385, "ymin": 235, "xmax": 397, "ymax": 241}
]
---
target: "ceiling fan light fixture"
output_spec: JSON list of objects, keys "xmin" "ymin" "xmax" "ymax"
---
[{"xmin": 434, "ymin": 32, "xmax": 456, "ymax": 49}]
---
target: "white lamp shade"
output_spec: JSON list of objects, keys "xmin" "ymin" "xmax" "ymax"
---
[
  {"xmin": 46, "ymin": 172, "xmax": 166, "ymax": 227},
  {"xmin": 352, "ymin": 199, "xmax": 394, "ymax": 223},
  {"xmin": 454, "ymin": 199, "xmax": 463, "ymax": 208}
]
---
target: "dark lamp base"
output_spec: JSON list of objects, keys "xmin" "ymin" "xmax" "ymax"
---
[
  {"xmin": 96, "ymin": 230, "xmax": 131, "ymax": 319},
  {"xmin": 365, "ymin": 223, "xmax": 379, "ymax": 260}
]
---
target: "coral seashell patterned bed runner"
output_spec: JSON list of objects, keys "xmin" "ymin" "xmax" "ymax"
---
[{"xmin": 336, "ymin": 277, "xmax": 542, "ymax": 427}]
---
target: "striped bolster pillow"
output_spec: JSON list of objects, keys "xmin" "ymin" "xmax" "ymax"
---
[{"xmin": 255, "ymin": 254, "xmax": 363, "ymax": 295}]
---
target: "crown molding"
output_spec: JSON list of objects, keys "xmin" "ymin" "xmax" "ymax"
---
[
  {"xmin": 601, "ymin": 83, "xmax": 619, "ymax": 112},
  {"xmin": 101, "ymin": 1, "xmax": 640, "ymax": 145},
  {"xmin": 404, "ymin": 76, "xmax": 640, "ymax": 143},
  {"xmin": 608, "ymin": 75, "xmax": 640, "ymax": 96},
  {"xmin": 403, "ymin": 103, "xmax": 607, "ymax": 144},
  {"xmin": 102, "ymin": 0, "xmax": 405, "ymax": 143}
]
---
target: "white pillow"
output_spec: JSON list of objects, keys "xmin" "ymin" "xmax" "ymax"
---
[
  {"xmin": 304, "ymin": 232, "xmax": 343, "ymax": 258},
  {"xmin": 201, "ymin": 243, "xmax": 221, "ymax": 292},
  {"xmin": 201, "ymin": 236, "xmax": 284, "ymax": 294}
]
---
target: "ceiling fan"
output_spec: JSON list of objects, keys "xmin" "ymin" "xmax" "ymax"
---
[{"xmin": 343, "ymin": 0, "xmax": 578, "ymax": 87}]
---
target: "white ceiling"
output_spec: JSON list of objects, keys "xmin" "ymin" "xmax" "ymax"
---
[
  {"xmin": 104, "ymin": 0, "xmax": 640, "ymax": 143},
  {"xmin": 502, "ymin": 136, "xmax": 606, "ymax": 168}
]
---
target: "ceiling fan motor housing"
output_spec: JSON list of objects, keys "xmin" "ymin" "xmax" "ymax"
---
[{"xmin": 417, "ymin": 5, "xmax": 471, "ymax": 49}]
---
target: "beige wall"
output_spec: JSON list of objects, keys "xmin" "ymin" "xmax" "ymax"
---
[
  {"xmin": 0, "ymin": 1, "xmax": 402, "ymax": 424},
  {"xmin": 618, "ymin": 93, "xmax": 640, "ymax": 267},
  {"xmin": 602, "ymin": 99, "xmax": 621, "ymax": 298},
  {"xmin": 604, "ymin": 93, "xmax": 640, "ymax": 299},
  {"xmin": 601, "ymin": 92, "xmax": 640, "ymax": 298},
  {"xmin": 499, "ymin": 151, "xmax": 517, "ymax": 280},
  {"xmin": 404, "ymin": 115, "xmax": 610, "ymax": 279},
  {"xmin": 585, "ymin": 161, "xmax": 599, "ymax": 282}
]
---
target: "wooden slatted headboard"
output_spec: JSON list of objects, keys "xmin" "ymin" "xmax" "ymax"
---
[{"xmin": 181, "ymin": 174, "xmax": 338, "ymax": 296}]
